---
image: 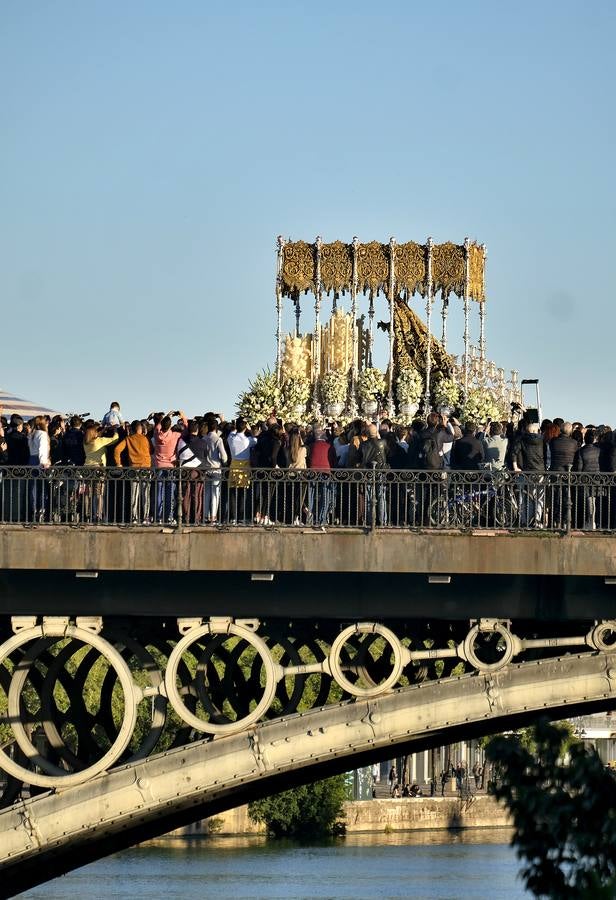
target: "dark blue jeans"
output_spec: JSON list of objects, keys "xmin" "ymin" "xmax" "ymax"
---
[{"xmin": 156, "ymin": 469, "xmax": 177, "ymax": 522}]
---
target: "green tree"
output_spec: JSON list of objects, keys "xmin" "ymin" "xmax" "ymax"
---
[
  {"xmin": 486, "ymin": 719, "xmax": 616, "ymax": 898},
  {"xmin": 248, "ymin": 774, "xmax": 347, "ymax": 837}
]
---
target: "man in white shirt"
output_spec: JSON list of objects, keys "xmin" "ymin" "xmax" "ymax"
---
[
  {"xmin": 227, "ymin": 418, "xmax": 256, "ymax": 524},
  {"xmin": 228, "ymin": 418, "xmax": 256, "ymax": 461}
]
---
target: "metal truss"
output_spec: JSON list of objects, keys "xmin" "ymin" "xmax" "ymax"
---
[{"xmin": 1, "ymin": 615, "xmax": 616, "ymax": 794}]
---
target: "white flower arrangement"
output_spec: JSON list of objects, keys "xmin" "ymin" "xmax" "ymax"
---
[
  {"xmin": 319, "ymin": 370, "xmax": 348, "ymax": 406},
  {"xmin": 237, "ymin": 369, "xmax": 282, "ymax": 423},
  {"xmin": 460, "ymin": 387, "xmax": 504, "ymax": 424},
  {"xmin": 356, "ymin": 367, "xmax": 386, "ymax": 403},
  {"xmin": 280, "ymin": 376, "xmax": 311, "ymax": 420},
  {"xmin": 395, "ymin": 367, "xmax": 423, "ymax": 404},
  {"xmin": 433, "ymin": 377, "xmax": 461, "ymax": 409}
]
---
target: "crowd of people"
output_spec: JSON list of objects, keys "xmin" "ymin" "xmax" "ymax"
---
[
  {"xmin": 1, "ymin": 400, "xmax": 615, "ymax": 528},
  {"xmin": 381, "ymin": 760, "xmax": 484, "ymax": 799}
]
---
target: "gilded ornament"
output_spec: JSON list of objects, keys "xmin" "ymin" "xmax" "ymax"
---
[
  {"xmin": 281, "ymin": 241, "xmax": 316, "ymax": 298},
  {"xmin": 394, "ymin": 242, "xmax": 427, "ymax": 296},
  {"xmin": 281, "ymin": 334, "xmax": 313, "ymax": 381},
  {"xmin": 468, "ymin": 242, "xmax": 486, "ymax": 302},
  {"xmin": 432, "ymin": 242, "xmax": 465, "ymax": 300},
  {"xmin": 320, "ymin": 308, "xmax": 355, "ymax": 374},
  {"xmin": 320, "ymin": 241, "xmax": 352, "ymax": 295},
  {"xmin": 356, "ymin": 241, "xmax": 389, "ymax": 296}
]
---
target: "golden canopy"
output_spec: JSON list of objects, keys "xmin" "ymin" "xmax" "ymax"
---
[{"xmin": 280, "ymin": 239, "xmax": 485, "ymax": 302}]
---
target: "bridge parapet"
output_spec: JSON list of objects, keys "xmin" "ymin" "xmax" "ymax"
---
[
  {"xmin": 1, "ymin": 525, "xmax": 616, "ymax": 577},
  {"xmin": 2, "ymin": 466, "xmax": 616, "ymax": 578},
  {"xmin": 1, "ymin": 466, "xmax": 615, "ymax": 533}
]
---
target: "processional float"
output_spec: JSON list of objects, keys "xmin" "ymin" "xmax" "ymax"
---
[{"xmin": 242, "ymin": 236, "xmax": 521, "ymax": 423}]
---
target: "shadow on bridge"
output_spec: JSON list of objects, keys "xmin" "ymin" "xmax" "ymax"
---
[{"xmin": 2, "ymin": 649, "xmax": 616, "ymax": 896}]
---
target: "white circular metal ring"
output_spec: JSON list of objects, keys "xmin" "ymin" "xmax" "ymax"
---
[
  {"xmin": 164, "ymin": 622, "xmax": 277, "ymax": 735},
  {"xmin": 461, "ymin": 623, "xmax": 516, "ymax": 672},
  {"xmin": 329, "ymin": 623, "xmax": 404, "ymax": 698},
  {"xmin": 8, "ymin": 636, "xmax": 75, "ymax": 776},
  {"xmin": 588, "ymin": 620, "xmax": 616, "ymax": 652},
  {"xmin": 0, "ymin": 625, "xmax": 140, "ymax": 788}
]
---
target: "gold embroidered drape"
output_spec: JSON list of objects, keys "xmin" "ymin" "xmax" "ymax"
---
[
  {"xmin": 393, "ymin": 296, "xmax": 452, "ymax": 381},
  {"xmin": 394, "ymin": 242, "xmax": 427, "ymax": 296},
  {"xmin": 281, "ymin": 241, "xmax": 315, "ymax": 298},
  {"xmin": 279, "ymin": 239, "xmax": 485, "ymax": 302},
  {"xmin": 468, "ymin": 242, "xmax": 486, "ymax": 302},
  {"xmin": 320, "ymin": 241, "xmax": 353, "ymax": 295},
  {"xmin": 431, "ymin": 242, "xmax": 465, "ymax": 300}
]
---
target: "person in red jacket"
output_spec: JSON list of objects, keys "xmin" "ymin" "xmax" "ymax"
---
[{"xmin": 307, "ymin": 427, "xmax": 336, "ymax": 526}]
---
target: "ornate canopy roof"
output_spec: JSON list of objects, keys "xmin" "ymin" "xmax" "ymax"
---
[{"xmin": 279, "ymin": 239, "xmax": 485, "ymax": 303}]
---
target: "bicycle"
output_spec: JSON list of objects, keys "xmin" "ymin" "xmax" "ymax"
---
[{"xmin": 428, "ymin": 469, "xmax": 517, "ymax": 528}]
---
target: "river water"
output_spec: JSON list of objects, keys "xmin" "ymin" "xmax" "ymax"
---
[{"xmin": 21, "ymin": 830, "xmax": 528, "ymax": 899}]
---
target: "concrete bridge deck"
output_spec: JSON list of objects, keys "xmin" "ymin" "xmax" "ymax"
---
[
  {"xmin": 2, "ymin": 525, "xmax": 616, "ymax": 576},
  {"xmin": 0, "ymin": 525, "xmax": 616, "ymax": 621},
  {"xmin": 2, "ymin": 526, "xmax": 616, "ymax": 621}
]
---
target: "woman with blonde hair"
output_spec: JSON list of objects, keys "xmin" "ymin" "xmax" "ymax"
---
[
  {"xmin": 83, "ymin": 424, "xmax": 119, "ymax": 523},
  {"xmin": 287, "ymin": 426, "xmax": 307, "ymax": 525}
]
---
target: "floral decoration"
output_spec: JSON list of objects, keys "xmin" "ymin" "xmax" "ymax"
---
[
  {"xmin": 433, "ymin": 377, "xmax": 461, "ymax": 409},
  {"xmin": 280, "ymin": 376, "xmax": 311, "ymax": 421},
  {"xmin": 356, "ymin": 367, "xmax": 386, "ymax": 404},
  {"xmin": 460, "ymin": 387, "xmax": 505, "ymax": 424},
  {"xmin": 395, "ymin": 366, "xmax": 423, "ymax": 404},
  {"xmin": 319, "ymin": 370, "xmax": 348, "ymax": 406},
  {"xmin": 237, "ymin": 369, "xmax": 282, "ymax": 423}
]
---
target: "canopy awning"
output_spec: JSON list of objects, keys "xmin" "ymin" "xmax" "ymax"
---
[
  {"xmin": 279, "ymin": 238, "xmax": 486, "ymax": 302},
  {"xmin": 0, "ymin": 389, "xmax": 61, "ymax": 420}
]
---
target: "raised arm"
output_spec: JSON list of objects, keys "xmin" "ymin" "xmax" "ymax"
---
[{"xmin": 113, "ymin": 438, "xmax": 127, "ymax": 466}]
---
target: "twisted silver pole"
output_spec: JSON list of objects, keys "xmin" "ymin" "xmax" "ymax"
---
[
  {"xmin": 275, "ymin": 236, "xmax": 286, "ymax": 385},
  {"xmin": 424, "ymin": 237, "xmax": 434, "ymax": 408},
  {"xmin": 387, "ymin": 236, "xmax": 396, "ymax": 413}
]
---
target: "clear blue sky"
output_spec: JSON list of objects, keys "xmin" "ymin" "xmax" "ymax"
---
[{"xmin": 2, "ymin": 1, "xmax": 615, "ymax": 423}]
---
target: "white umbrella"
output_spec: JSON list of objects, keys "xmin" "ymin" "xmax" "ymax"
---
[{"xmin": 0, "ymin": 389, "xmax": 61, "ymax": 420}]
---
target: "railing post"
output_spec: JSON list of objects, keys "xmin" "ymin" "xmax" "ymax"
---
[
  {"xmin": 370, "ymin": 463, "xmax": 377, "ymax": 532},
  {"xmin": 177, "ymin": 468, "xmax": 183, "ymax": 528},
  {"xmin": 565, "ymin": 466, "xmax": 572, "ymax": 533}
]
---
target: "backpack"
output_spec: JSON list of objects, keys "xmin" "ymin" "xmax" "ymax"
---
[{"xmin": 419, "ymin": 432, "xmax": 442, "ymax": 470}]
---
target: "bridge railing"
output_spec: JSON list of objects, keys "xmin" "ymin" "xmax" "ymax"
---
[{"xmin": 0, "ymin": 465, "xmax": 614, "ymax": 532}]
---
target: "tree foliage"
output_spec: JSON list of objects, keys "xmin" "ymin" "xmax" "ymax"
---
[
  {"xmin": 248, "ymin": 775, "xmax": 347, "ymax": 837},
  {"xmin": 486, "ymin": 719, "xmax": 616, "ymax": 898}
]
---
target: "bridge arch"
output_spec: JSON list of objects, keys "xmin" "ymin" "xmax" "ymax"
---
[{"xmin": 2, "ymin": 649, "xmax": 616, "ymax": 894}]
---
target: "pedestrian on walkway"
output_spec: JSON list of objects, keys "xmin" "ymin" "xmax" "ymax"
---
[{"xmin": 388, "ymin": 765, "xmax": 396, "ymax": 795}]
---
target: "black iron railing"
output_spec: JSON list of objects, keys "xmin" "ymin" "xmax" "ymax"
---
[{"xmin": 0, "ymin": 466, "xmax": 615, "ymax": 532}]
